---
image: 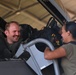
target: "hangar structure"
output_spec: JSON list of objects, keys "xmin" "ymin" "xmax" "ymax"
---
[{"xmin": 0, "ymin": 0, "xmax": 76, "ymax": 29}]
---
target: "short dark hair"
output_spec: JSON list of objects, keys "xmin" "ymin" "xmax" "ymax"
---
[
  {"xmin": 65, "ymin": 21, "xmax": 76, "ymax": 39},
  {"xmin": 5, "ymin": 21, "xmax": 19, "ymax": 30}
]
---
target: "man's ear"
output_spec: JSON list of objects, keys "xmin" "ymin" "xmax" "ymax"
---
[{"xmin": 4, "ymin": 30, "xmax": 8, "ymax": 36}]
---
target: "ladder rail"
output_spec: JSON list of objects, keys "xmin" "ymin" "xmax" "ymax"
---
[{"xmin": 23, "ymin": 38, "xmax": 60, "ymax": 75}]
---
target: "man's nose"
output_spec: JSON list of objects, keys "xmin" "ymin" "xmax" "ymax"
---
[{"xmin": 16, "ymin": 31, "xmax": 20, "ymax": 35}]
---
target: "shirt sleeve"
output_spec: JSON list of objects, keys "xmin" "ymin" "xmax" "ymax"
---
[{"xmin": 61, "ymin": 43, "xmax": 73, "ymax": 57}]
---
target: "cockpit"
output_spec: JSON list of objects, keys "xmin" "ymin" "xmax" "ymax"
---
[{"xmin": 0, "ymin": 0, "xmax": 74, "ymax": 75}]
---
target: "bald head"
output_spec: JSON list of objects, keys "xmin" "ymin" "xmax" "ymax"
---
[{"xmin": 4, "ymin": 21, "xmax": 21, "ymax": 44}]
